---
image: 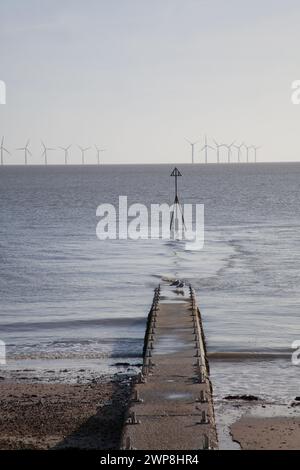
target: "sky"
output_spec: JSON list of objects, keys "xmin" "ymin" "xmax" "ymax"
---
[{"xmin": 1, "ymin": 0, "xmax": 300, "ymax": 164}]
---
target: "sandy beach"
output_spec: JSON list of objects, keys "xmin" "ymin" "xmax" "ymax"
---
[
  {"xmin": 231, "ymin": 415, "xmax": 300, "ymax": 450},
  {"xmin": 0, "ymin": 379, "xmax": 132, "ymax": 450}
]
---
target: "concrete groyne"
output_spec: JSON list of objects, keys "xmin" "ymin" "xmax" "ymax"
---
[{"xmin": 121, "ymin": 283, "xmax": 218, "ymax": 450}]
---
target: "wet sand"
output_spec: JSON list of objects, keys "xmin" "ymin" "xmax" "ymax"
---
[
  {"xmin": 0, "ymin": 379, "xmax": 132, "ymax": 450},
  {"xmin": 231, "ymin": 415, "xmax": 300, "ymax": 450}
]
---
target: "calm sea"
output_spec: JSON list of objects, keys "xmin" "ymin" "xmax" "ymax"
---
[{"xmin": 1, "ymin": 163, "xmax": 300, "ymax": 401}]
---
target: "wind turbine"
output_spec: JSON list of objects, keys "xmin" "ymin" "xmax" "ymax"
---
[
  {"xmin": 213, "ymin": 140, "xmax": 228, "ymax": 163},
  {"xmin": 251, "ymin": 146, "xmax": 261, "ymax": 163},
  {"xmin": 201, "ymin": 135, "xmax": 215, "ymax": 164},
  {"xmin": 225, "ymin": 141, "xmax": 235, "ymax": 163},
  {"xmin": 213, "ymin": 140, "xmax": 221, "ymax": 164},
  {"xmin": 41, "ymin": 141, "xmax": 55, "ymax": 165},
  {"xmin": 233, "ymin": 143, "xmax": 244, "ymax": 163},
  {"xmin": 60, "ymin": 145, "xmax": 72, "ymax": 165},
  {"xmin": 245, "ymin": 144, "xmax": 252, "ymax": 163},
  {"xmin": 95, "ymin": 145, "xmax": 106, "ymax": 165},
  {"xmin": 78, "ymin": 146, "xmax": 91, "ymax": 165},
  {"xmin": 17, "ymin": 140, "xmax": 31, "ymax": 165},
  {"xmin": 0, "ymin": 136, "xmax": 10, "ymax": 165},
  {"xmin": 185, "ymin": 138, "xmax": 199, "ymax": 164}
]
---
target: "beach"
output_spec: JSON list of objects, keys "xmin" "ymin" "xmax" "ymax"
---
[
  {"xmin": 0, "ymin": 378, "xmax": 132, "ymax": 450},
  {"xmin": 214, "ymin": 398, "xmax": 300, "ymax": 450},
  {"xmin": 1, "ymin": 374, "xmax": 300, "ymax": 450},
  {"xmin": 231, "ymin": 415, "xmax": 300, "ymax": 450}
]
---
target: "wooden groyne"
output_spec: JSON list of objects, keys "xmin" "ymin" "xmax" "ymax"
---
[{"xmin": 121, "ymin": 283, "xmax": 218, "ymax": 450}]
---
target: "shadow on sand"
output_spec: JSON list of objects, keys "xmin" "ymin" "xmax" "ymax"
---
[{"xmin": 52, "ymin": 379, "xmax": 133, "ymax": 450}]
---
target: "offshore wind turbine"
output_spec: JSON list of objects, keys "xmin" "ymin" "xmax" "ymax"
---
[
  {"xmin": 252, "ymin": 146, "xmax": 261, "ymax": 163},
  {"xmin": 60, "ymin": 145, "xmax": 72, "ymax": 165},
  {"xmin": 0, "ymin": 136, "xmax": 10, "ymax": 165},
  {"xmin": 213, "ymin": 140, "xmax": 228, "ymax": 163},
  {"xmin": 185, "ymin": 138, "xmax": 199, "ymax": 164},
  {"xmin": 213, "ymin": 140, "xmax": 222, "ymax": 164},
  {"xmin": 17, "ymin": 140, "xmax": 31, "ymax": 165},
  {"xmin": 95, "ymin": 145, "xmax": 106, "ymax": 165},
  {"xmin": 78, "ymin": 146, "xmax": 91, "ymax": 165},
  {"xmin": 201, "ymin": 135, "xmax": 215, "ymax": 164},
  {"xmin": 41, "ymin": 141, "xmax": 55, "ymax": 165},
  {"xmin": 233, "ymin": 143, "xmax": 244, "ymax": 163},
  {"xmin": 239, "ymin": 142, "xmax": 248, "ymax": 163},
  {"xmin": 225, "ymin": 141, "xmax": 235, "ymax": 163},
  {"xmin": 245, "ymin": 144, "xmax": 252, "ymax": 163}
]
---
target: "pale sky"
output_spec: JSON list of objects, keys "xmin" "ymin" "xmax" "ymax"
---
[{"xmin": 1, "ymin": 0, "xmax": 300, "ymax": 164}]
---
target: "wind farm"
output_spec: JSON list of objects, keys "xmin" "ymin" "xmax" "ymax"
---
[{"xmin": 0, "ymin": 135, "xmax": 261, "ymax": 165}]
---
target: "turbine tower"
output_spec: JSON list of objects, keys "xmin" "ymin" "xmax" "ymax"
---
[
  {"xmin": 252, "ymin": 146, "xmax": 261, "ymax": 163},
  {"xmin": 201, "ymin": 135, "xmax": 215, "ymax": 164},
  {"xmin": 60, "ymin": 145, "xmax": 72, "ymax": 165},
  {"xmin": 213, "ymin": 140, "xmax": 228, "ymax": 163},
  {"xmin": 233, "ymin": 143, "xmax": 244, "ymax": 163},
  {"xmin": 95, "ymin": 145, "xmax": 106, "ymax": 165},
  {"xmin": 78, "ymin": 146, "xmax": 91, "ymax": 165},
  {"xmin": 245, "ymin": 145, "xmax": 251, "ymax": 163},
  {"xmin": 225, "ymin": 141, "xmax": 235, "ymax": 164},
  {"xmin": 41, "ymin": 141, "xmax": 55, "ymax": 165},
  {"xmin": 17, "ymin": 140, "xmax": 31, "ymax": 165},
  {"xmin": 185, "ymin": 138, "xmax": 199, "ymax": 164},
  {"xmin": 0, "ymin": 136, "xmax": 10, "ymax": 165}
]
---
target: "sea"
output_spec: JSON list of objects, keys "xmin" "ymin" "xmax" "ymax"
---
[{"xmin": 1, "ymin": 163, "xmax": 300, "ymax": 404}]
